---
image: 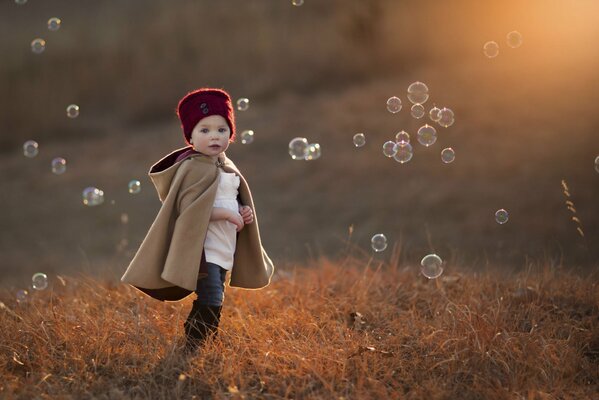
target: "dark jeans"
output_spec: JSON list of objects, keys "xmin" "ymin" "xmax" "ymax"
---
[{"xmin": 194, "ymin": 261, "xmax": 227, "ymax": 306}]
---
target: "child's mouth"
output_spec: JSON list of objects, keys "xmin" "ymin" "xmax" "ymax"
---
[{"xmin": 209, "ymin": 145, "xmax": 220, "ymax": 149}]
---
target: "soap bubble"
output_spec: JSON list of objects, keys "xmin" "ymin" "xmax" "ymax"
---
[
  {"xmin": 305, "ymin": 143, "xmax": 321, "ymax": 160},
  {"xmin": 420, "ymin": 254, "xmax": 443, "ymax": 279},
  {"xmin": 407, "ymin": 81, "xmax": 429, "ymax": 104},
  {"xmin": 393, "ymin": 141, "xmax": 413, "ymax": 164},
  {"xmin": 292, "ymin": 0, "xmax": 304, "ymax": 5},
  {"xmin": 51, "ymin": 157, "xmax": 66, "ymax": 174},
  {"xmin": 411, "ymin": 104, "xmax": 425, "ymax": 119},
  {"xmin": 353, "ymin": 133, "xmax": 366, "ymax": 147},
  {"xmin": 395, "ymin": 130, "xmax": 410, "ymax": 143},
  {"xmin": 240, "ymin": 130, "xmax": 254, "ymax": 144},
  {"xmin": 66, "ymin": 104, "xmax": 79, "ymax": 118},
  {"xmin": 82, "ymin": 187, "xmax": 104, "ymax": 206},
  {"xmin": 429, "ymin": 106, "xmax": 441, "ymax": 122},
  {"xmin": 47, "ymin": 17, "xmax": 61, "ymax": 31},
  {"xmin": 386, "ymin": 96, "xmax": 402, "ymax": 113},
  {"xmin": 16, "ymin": 290, "xmax": 28, "ymax": 303},
  {"xmin": 32, "ymin": 273, "xmax": 48, "ymax": 290},
  {"xmin": 506, "ymin": 31, "xmax": 522, "ymax": 48},
  {"xmin": 495, "ymin": 209, "xmax": 509, "ymax": 224},
  {"xmin": 417, "ymin": 124, "xmax": 437, "ymax": 147},
  {"xmin": 441, "ymin": 148, "xmax": 455, "ymax": 164},
  {"xmin": 128, "ymin": 180, "xmax": 141, "ymax": 194},
  {"xmin": 289, "ymin": 137, "xmax": 309, "ymax": 160},
  {"xmin": 595, "ymin": 156, "xmax": 599, "ymax": 173},
  {"xmin": 31, "ymin": 38, "xmax": 46, "ymax": 54},
  {"xmin": 371, "ymin": 233, "xmax": 387, "ymax": 252},
  {"xmin": 437, "ymin": 107, "xmax": 455, "ymax": 128},
  {"xmin": 23, "ymin": 140, "xmax": 39, "ymax": 158},
  {"xmin": 382, "ymin": 140, "xmax": 397, "ymax": 157},
  {"xmin": 121, "ymin": 213, "xmax": 129, "ymax": 224},
  {"xmin": 236, "ymin": 98, "xmax": 249, "ymax": 111},
  {"xmin": 483, "ymin": 41, "xmax": 499, "ymax": 58},
  {"xmin": 15, "ymin": 0, "xmax": 28, "ymax": 5}
]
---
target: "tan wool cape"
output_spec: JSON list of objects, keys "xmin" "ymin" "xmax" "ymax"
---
[{"xmin": 120, "ymin": 146, "xmax": 274, "ymax": 302}]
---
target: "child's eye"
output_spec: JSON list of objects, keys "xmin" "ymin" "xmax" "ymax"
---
[
  {"xmin": 201, "ymin": 128, "xmax": 209, "ymax": 133},
  {"xmin": 219, "ymin": 128, "xmax": 227, "ymax": 133}
]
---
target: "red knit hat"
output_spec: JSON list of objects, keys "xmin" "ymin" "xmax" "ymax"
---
[{"xmin": 176, "ymin": 88, "xmax": 236, "ymax": 145}]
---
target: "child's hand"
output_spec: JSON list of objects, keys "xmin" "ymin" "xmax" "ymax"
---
[
  {"xmin": 238, "ymin": 205, "xmax": 254, "ymax": 224},
  {"xmin": 226, "ymin": 209, "xmax": 245, "ymax": 232}
]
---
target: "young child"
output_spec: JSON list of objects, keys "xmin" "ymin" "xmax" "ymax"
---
[{"xmin": 120, "ymin": 88, "xmax": 275, "ymax": 352}]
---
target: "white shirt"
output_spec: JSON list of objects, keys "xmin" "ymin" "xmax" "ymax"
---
[{"xmin": 203, "ymin": 171, "xmax": 240, "ymax": 271}]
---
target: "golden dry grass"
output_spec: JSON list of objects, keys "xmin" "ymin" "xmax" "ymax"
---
[{"xmin": 1, "ymin": 253, "xmax": 597, "ymax": 399}]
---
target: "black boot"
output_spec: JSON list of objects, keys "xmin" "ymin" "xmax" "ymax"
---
[{"xmin": 183, "ymin": 303, "xmax": 222, "ymax": 351}]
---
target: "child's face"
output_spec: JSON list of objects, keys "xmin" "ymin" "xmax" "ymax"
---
[{"xmin": 190, "ymin": 115, "xmax": 231, "ymax": 159}]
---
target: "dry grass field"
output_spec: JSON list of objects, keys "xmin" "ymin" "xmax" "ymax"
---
[
  {"xmin": 1, "ymin": 255, "xmax": 598, "ymax": 399},
  {"xmin": 1, "ymin": 1, "xmax": 598, "ymax": 398}
]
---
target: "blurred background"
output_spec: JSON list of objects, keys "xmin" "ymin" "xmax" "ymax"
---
[{"xmin": 1, "ymin": 0, "xmax": 598, "ymax": 288}]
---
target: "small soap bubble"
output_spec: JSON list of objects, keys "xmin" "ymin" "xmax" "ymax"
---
[
  {"xmin": 240, "ymin": 130, "xmax": 254, "ymax": 144},
  {"xmin": 395, "ymin": 130, "xmax": 409, "ymax": 143},
  {"xmin": 66, "ymin": 104, "xmax": 79, "ymax": 118},
  {"xmin": 386, "ymin": 96, "xmax": 402, "ymax": 113},
  {"xmin": 407, "ymin": 81, "xmax": 429, "ymax": 104},
  {"xmin": 47, "ymin": 17, "xmax": 61, "ymax": 31},
  {"xmin": 15, "ymin": 0, "xmax": 28, "ymax": 5},
  {"xmin": 236, "ymin": 98, "xmax": 249, "ymax": 111},
  {"xmin": 23, "ymin": 140, "xmax": 39, "ymax": 158},
  {"xmin": 353, "ymin": 133, "xmax": 366, "ymax": 147},
  {"xmin": 305, "ymin": 143, "xmax": 321, "ymax": 160},
  {"xmin": 121, "ymin": 213, "xmax": 129, "ymax": 224},
  {"xmin": 382, "ymin": 140, "xmax": 398, "ymax": 157},
  {"xmin": 429, "ymin": 106, "xmax": 441, "ymax": 122},
  {"xmin": 288, "ymin": 137, "xmax": 309, "ymax": 160},
  {"xmin": 371, "ymin": 233, "xmax": 388, "ymax": 252},
  {"xmin": 441, "ymin": 148, "xmax": 455, "ymax": 164},
  {"xmin": 393, "ymin": 141, "xmax": 413, "ymax": 164},
  {"xmin": 32, "ymin": 273, "xmax": 48, "ymax": 290},
  {"xmin": 16, "ymin": 289, "xmax": 28, "ymax": 303},
  {"xmin": 128, "ymin": 180, "xmax": 141, "ymax": 194},
  {"xmin": 506, "ymin": 31, "xmax": 522, "ymax": 48},
  {"xmin": 483, "ymin": 41, "xmax": 499, "ymax": 58},
  {"xmin": 51, "ymin": 157, "xmax": 66, "ymax": 174},
  {"xmin": 31, "ymin": 38, "xmax": 46, "ymax": 54},
  {"xmin": 595, "ymin": 156, "xmax": 599, "ymax": 173},
  {"xmin": 420, "ymin": 254, "xmax": 444, "ymax": 279},
  {"xmin": 495, "ymin": 209, "xmax": 509, "ymax": 224},
  {"xmin": 437, "ymin": 107, "xmax": 455, "ymax": 128},
  {"xmin": 82, "ymin": 186, "xmax": 105, "ymax": 206},
  {"xmin": 417, "ymin": 124, "xmax": 437, "ymax": 147},
  {"xmin": 292, "ymin": 0, "xmax": 304, "ymax": 5},
  {"xmin": 411, "ymin": 104, "xmax": 425, "ymax": 119}
]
